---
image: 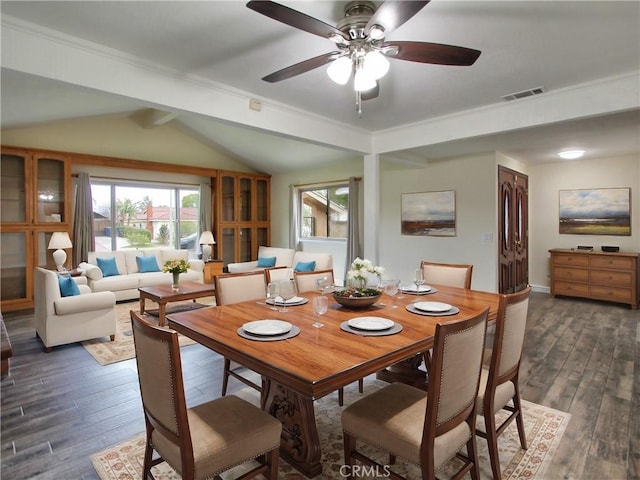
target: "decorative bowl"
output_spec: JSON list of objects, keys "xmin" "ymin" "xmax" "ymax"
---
[{"xmin": 332, "ymin": 289, "xmax": 382, "ymax": 309}]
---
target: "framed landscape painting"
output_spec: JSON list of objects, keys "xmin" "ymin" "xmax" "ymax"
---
[
  {"xmin": 559, "ymin": 187, "xmax": 631, "ymax": 235},
  {"xmin": 401, "ymin": 190, "xmax": 456, "ymax": 236}
]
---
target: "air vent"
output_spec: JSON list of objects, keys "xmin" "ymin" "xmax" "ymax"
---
[{"xmin": 501, "ymin": 86, "xmax": 546, "ymax": 102}]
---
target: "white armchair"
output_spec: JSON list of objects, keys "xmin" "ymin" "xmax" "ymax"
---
[{"xmin": 34, "ymin": 267, "xmax": 117, "ymax": 352}]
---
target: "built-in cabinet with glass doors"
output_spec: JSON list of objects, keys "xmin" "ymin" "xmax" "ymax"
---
[
  {"xmin": 1, "ymin": 147, "xmax": 70, "ymax": 312},
  {"xmin": 216, "ymin": 172, "xmax": 270, "ymax": 266}
]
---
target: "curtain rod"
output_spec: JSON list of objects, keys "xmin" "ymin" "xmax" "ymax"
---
[{"xmin": 292, "ymin": 177, "xmax": 361, "ymax": 188}]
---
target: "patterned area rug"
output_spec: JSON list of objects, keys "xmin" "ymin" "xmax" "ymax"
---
[
  {"xmin": 91, "ymin": 378, "xmax": 570, "ymax": 479},
  {"xmin": 81, "ymin": 297, "xmax": 215, "ymax": 365}
]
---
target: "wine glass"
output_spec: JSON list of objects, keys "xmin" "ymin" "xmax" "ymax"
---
[
  {"xmin": 413, "ymin": 268, "xmax": 425, "ymax": 293},
  {"xmin": 266, "ymin": 281, "xmax": 280, "ymax": 311},
  {"xmin": 278, "ymin": 279, "xmax": 297, "ymax": 312},
  {"xmin": 384, "ymin": 279, "xmax": 399, "ymax": 308},
  {"xmin": 312, "ymin": 295, "xmax": 328, "ymax": 327},
  {"xmin": 316, "ymin": 276, "xmax": 335, "ymax": 295}
]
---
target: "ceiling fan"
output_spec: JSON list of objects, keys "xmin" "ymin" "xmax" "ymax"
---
[{"xmin": 246, "ymin": 0, "xmax": 481, "ymax": 115}]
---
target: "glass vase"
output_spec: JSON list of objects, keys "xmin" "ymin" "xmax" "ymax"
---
[{"xmin": 172, "ymin": 272, "xmax": 180, "ymax": 291}]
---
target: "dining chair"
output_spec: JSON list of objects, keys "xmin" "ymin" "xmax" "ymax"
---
[
  {"xmin": 476, "ymin": 286, "xmax": 531, "ymax": 480},
  {"xmin": 214, "ymin": 271, "xmax": 267, "ymax": 396},
  {"xmin": 342, "ymin": 308, "xmax": 489, "ymax": 480},
  {"xmin": 265, "ymin": 265, "xmax": 291, "ymax": 283},
  {"xmin": 130, "ymin": 311, "xmax": 281, "ymax": 480},
  {"xmin": 420, "ymin": 260, "xmax": 473, "ymax": 289},
  {"xmin": 294, "ymin": 268, "xmax": 364, "ymax": 406}
]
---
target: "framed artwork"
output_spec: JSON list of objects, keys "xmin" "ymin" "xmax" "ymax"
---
[
  {"xmin": 401, "ymin": 190, "xmax": 456, "ymax": 236},
  {"xmin": 559, "ymin": 187, "xmax": 631, "ymax": 235}
]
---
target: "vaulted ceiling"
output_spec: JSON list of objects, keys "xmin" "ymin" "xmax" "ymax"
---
[{"xmin": 2, "ymin": 1, "xmax": 639, "ymax": 173}]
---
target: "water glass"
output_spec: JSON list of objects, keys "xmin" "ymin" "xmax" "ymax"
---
[
  {"xmin": 278, "ymin": 279, "xmax": 297, "ymax": 312},
  {"xmin": 266, "ymin": 281, "xmax": 280, "ymax": 311}
]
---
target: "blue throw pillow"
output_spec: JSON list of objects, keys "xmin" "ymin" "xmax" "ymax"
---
[
  {"xmin": 256, "ymin": 256, "xmax": 277, "ymax": 268},
  {"xmin": 96, "ymin": 257, "xmax": 120, "ymax": 277},
  {"xmin": 294, "ymin": 260, "xmax": 316, "ymax": 272},
  {"xmin": 58, "ymin": 275, "xmax": 81, "ymax": 297},
  {"xmin": 136, "ymin": 255, "xmax": 160, "ymax": 273}
]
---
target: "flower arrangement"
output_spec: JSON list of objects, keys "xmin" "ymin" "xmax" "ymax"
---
[
  {"xmin": 336, "ymin": 258, "xmax": 384, "ymax": 298},
  {"xmin": 162, "ymin": 259, "xmax": 190, "ymax": 275}
]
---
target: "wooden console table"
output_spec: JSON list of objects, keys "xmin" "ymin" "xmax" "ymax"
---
[{"xmin": 549, "ymin": 248, "xmax": 639, "ymax": 308}]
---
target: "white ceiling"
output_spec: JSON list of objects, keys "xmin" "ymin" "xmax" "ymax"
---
[{"xmin": 1, "ymin": 1, "xmax": 639, "ymax": 173}]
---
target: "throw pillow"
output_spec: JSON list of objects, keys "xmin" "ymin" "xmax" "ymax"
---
[
  {"xmin": 256, "ymin": 256, "xmax": 277, "ymax": 268},
  {"xmin": 294, "ymin": 260, "xmax": 316, "ymax": 272},
  {"xmin": 58, "ymin": 275, "xmax": 81, "ymax": 297},
  {"xmin": 96, "ymin": 257, "xmax": 120, "ymax": 277},
  {"xmin": 136, "ymin": 255, "xmax": 161, "ymax": 273}
]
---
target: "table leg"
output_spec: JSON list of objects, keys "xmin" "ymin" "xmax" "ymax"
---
[
  {"xmin": 376, "ymin": 354, "xmax": 429, "ymax": 390},
  {"xmin": 158, "ymin": 303, "xmax": 167, "ymax": 327},
  {"xmin": 263, "ymin": 379, "xmax": 323, "ymax": 478},
  {"xmin": 139, "ymin": 296, "xmax": 146, "ymax": 315}
]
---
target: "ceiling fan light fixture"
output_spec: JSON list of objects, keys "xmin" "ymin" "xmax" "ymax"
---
[
  {"xmin": 354, "ymin": 68, "xmax": 376, "ymax": 92},
  {"xmin": 369, "ymin": 25, "xmax": 385, "ymax": 40},
  {"xmin": 363, "ymin": 50, "xmax": 389, "ymax": 80},
  {"xmin": 558, "ymin": 149, "xmax": 585, "ymax": 160},
  {"xmin": 327, "ymin": 56, "xmax": 352, "ymax": 85}
]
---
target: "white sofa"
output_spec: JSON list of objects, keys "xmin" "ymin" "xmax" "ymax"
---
[
  {"xmin": 82, "ymin": 248, "xmax": 204, "ymax": 301},
  {"xmin": 226, "ymin": 246, "xmax": 333, "ymax": 279},
  {"xmin": 34, "ymin": 267, "xmax": 117, "ymax": 352}
]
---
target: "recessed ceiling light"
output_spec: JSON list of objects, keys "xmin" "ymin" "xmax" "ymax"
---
[{"xmin": 558, "ymin": 149, "xmax": 585, "ymax": 160}]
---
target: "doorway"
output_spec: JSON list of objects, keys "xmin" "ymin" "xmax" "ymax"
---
[{"xmin": 498, "ymin": 166, "xmax": 529, "ymax": 293}]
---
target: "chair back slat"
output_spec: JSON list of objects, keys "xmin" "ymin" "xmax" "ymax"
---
[
  {"xmin": 294, "ymin": 269, "xmax": 335, "ymax": 293},
  {"xmin": 426, "ymin": 308, "xmax": 488, "ymax": 437},
  {"xmin": 214, "ymin": 271, "xmax": 266, "ymax": 305},
  {"xmin": 420, "ymin": 261, "xmax": 473, "ymax": 289}
]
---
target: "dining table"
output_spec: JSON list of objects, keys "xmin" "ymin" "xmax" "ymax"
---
[{"xmin": 167, "ymin": 284, "xmax": 500, "ymax": 478}]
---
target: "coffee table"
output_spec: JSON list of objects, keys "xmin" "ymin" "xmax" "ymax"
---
[{"xmin": 138, "ymin": 281, "xmax": 215, "ymax": 327}]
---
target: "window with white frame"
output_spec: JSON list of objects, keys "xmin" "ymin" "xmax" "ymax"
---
[{"xmin": 299, "ymin": 184, "xmax": 349, "ymax": 239}]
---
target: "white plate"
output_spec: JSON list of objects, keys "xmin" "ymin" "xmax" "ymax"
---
[
  {"xmin": 413, "ymin": 301, "xmax": 452, "ymax": 312},
  {"xmin": 401, "ymin": 285, "xmax": 432, "ymax": 293},
  {"xmin": 347, "ymin": 317, "xmax": 395, "ymax": 331},
  {"xmin": 266, "ymin": 296, "xmax": 305, "ymax": 305},
  {"xmin": 242, "ymin": 320, "xmax": 292, "ymax": 336}
]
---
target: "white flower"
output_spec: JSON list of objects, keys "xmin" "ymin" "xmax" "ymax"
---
[{"xmin": 347, "ymin": 257, "xmax": 384, "ymax": 284}]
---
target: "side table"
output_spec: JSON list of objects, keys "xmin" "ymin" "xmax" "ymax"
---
[{"xmin": 203, "ymin": 260, "xmax": 224, "ymax": 284}]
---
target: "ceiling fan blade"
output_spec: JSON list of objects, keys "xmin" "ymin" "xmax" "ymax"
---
[
  {"xmin": 262, "ymin": 52, "xmax": 341, "ymax": 83},
  {"xmin": 247, "ymin": 1, "xmax": 349, "ymax": 41},
  {"xmin": 361, "ymin": 83, "xmax": 380, "ymax": 101},
  {"xmin": 365, "ymin": 1, "xmax": 430, "ymax": 36},
  {"xmin": 384, "ymin": 41, "xmax": 481, "ymax": 66}
]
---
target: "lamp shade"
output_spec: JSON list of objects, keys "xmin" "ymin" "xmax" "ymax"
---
[
  {"xmin": 199, "ymin": 231, "xmax": 215, "ymax": 245},
  {"xmin": 48, "ymin": 232, "xmax": 72, "ymax": 250}
]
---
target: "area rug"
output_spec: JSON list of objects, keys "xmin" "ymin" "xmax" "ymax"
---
[
  {"xmin": 81, "ymin": 297, "xmax": 215, "ymax": 365},
  {"xmin": 90, "ymin": 379, "xmax": 570, "ymax": 479}
]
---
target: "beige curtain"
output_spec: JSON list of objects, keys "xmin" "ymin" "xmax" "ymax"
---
[{"xmin": 72, "ymin": 172, "xmax": 94, "ymax": 264}]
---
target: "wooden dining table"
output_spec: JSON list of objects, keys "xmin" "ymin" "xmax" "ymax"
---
[{"xmin": 167, "ymin": 285, "xmax": 500, "ymax": 478}]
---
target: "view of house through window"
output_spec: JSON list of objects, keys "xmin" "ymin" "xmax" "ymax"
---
[
  {"xmin": 91, "ymin": 181, "xmax": 200, "ymax": 254},
  {"xmin": 300, "ymin": 184, "xmax": 349, "ymax": 239}
]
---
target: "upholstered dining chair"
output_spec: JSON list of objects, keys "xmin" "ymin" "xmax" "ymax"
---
[
  {"xmin": 130, "ymin": 311, "xmax": 281, "ymax": 480},
  {"xmin": 420, "ymin": 260, "xmax": 474, "ymax": 289},
  {"xmin": 214, "ymin": 271, "xmax": 267, "ymax": 396},
  {"xmin": 294, "ymin": 268, "xmax": 364, "ymax": 406},
  {"xmin": 342, "ymin": 308, "xmax": 489, "ymax": 480},
  {"xmin": 265, "ymin": 265, "xmax": 291, "ymax": 283},
  {"xmin": 476, "ymin": 286, "xmax": 531, "ymax": 480}
]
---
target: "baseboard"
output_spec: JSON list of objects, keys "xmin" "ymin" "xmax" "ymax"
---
[{"xmin": 531, "ymin": 284, "xmax": 550, "ymax": 294}]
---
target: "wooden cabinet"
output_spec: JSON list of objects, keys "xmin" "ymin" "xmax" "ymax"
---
[
  {"xmin": 1, "ymin": 147, "xmax": 70, "ymax": 312},
  {"xmin": 215, "ymin": 172, "xmax": 270, "ymax": 266},
  {"xmin": 549, "ymin": 249, "xmax": 639, "ymax": 308}
]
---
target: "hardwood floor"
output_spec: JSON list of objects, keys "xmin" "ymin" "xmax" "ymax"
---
[{"xmin": 1, "ymin": 293, "xmax": 638, "ymax": 479}]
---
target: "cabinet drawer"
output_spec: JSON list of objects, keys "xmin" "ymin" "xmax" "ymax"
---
[
  {"xmin": 590, "ymin": 256, "xmax": 634, "ymax": 271},
  {"xmin": 553, "ymin": 267, "xmax": 589, "ymax": 282},
  {"xmin": 554, "ymin": 281, "xmax": 590, "ymax": 297},
  {"xmin": 590, "ymin": 270, "xmax": 632, "ymax": 287},
  {"xmin": 552, "ymin": 254, "xmax": 589, "ymax": 267},
  {"xmin": 590, "ymin": 285, "xmax": 632, "ymax": 303}
]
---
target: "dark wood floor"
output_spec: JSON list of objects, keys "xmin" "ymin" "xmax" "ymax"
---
[{"xmin": 1, "ymin": 292, "xmax": 638, "ymax": 479}]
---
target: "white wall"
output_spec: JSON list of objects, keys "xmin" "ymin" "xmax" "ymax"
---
[
  {"xmin": 529, "ymin": 154, "xmax": 640, "ymax": 291},
  {"xmin": 378, "ymin": 154, "xmax": 498, "ymax": 292}
]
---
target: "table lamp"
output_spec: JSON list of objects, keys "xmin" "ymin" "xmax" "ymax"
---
[
  {"xmin": 48, "ymin": 232, "xmax": 73, "ymax": 271},
  {"xmin": 199, "ymin": 231, "xmax": 215, "ymax": 262}
]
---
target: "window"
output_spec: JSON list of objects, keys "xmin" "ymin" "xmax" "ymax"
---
[
  {"xmin": 299, "ymin": 184, "xmax": 349, "ymax": 239},
  {"xmin": 91, "ymin": 181, "xmax": 200, "ymax": 254}
]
